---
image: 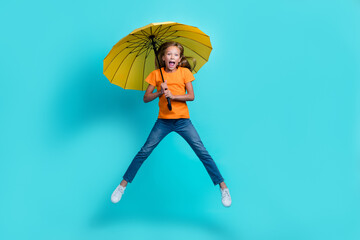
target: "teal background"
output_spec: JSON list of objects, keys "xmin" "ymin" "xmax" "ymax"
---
[{"xmin": 1, "ymin": 0, "xmax": 359, "ymax": 239}]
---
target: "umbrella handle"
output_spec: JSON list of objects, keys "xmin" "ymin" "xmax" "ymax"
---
[
  {"xmin": 166, "ymin": 97, "xmax": 172, "ymax": 111},
  {"xmin": 149, "ymin": 37, "xmax": 172, "ymax": 111}
]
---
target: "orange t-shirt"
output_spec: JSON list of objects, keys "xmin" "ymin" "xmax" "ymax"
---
[{"xmin": 145, "ymin": 67, "xmax": 195, "ymax": 119}]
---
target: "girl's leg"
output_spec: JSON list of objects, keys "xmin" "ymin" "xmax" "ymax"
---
[
  {"xmin": 174, "ymin": 119, "xmax": 224, "ymax": 186},
  {"xmin": 122, "ymin": 119, "xmax": 172, "ymax": 183}
]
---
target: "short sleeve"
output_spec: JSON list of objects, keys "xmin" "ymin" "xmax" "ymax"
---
[
  {"xmin": 183, "ymin": 68, "xmax": 195, "ymax": 83},
  {"xmin": 145, "ymin": 70, "xmax": 157, "ymax": 87}
]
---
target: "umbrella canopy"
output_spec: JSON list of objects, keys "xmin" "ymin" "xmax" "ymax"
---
[{"xmin": 103, "ymin": 21, "xmax": 212, "ymax": 90}]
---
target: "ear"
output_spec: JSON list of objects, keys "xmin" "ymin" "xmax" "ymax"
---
[{"xmin": 162, "ymin": 55, "xmax": 165, "ymax": 62}]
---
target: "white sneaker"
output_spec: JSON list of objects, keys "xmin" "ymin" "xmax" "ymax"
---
[
  {"xmin": 220, "ymin": 188, "xmax": 231, "ymax": 207},
  {"xmin": 111, "ymin": 185, "xmax": 126, "ymax": 203}
]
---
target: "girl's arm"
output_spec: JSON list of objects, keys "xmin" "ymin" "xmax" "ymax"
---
[
  {"xmin": 143, "ymin": 84, "xmax": 163, "ymax": 103},
  {"xmin": 163, "ymin": 81, "xmax": 195, "ymax": 102}
]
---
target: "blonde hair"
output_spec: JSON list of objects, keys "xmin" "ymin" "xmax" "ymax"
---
[{"xmin": 156, "ymin": 41, "xmax": 196, "ymax": 72}]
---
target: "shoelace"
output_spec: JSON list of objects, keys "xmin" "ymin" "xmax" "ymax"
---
[
  {"xmin": 117, "ymin": 186, "xmax": 124, "ymax": 193},
  {"xmin": 222, "ymin": 189, "xmax": 230, "ymax": 198}
]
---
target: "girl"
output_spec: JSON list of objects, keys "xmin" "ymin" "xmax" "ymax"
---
[{"xmin": 111, "ymin": 41, "xmax": 231, "ymax": 207}]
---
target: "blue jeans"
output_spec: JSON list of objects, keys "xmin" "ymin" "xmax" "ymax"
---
[{"xmin": 123, "ymin": 119, "xmax": 224, "ymax": 185}]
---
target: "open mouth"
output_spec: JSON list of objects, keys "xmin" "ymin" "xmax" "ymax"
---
[{"xmin": 169, "ymin": 61, "xmax": 176, "ymax": 68}]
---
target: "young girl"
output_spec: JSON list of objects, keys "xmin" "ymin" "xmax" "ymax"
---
[{"xmin": 111, "ymin": 41, "xmax": 231, "ymax": 207}]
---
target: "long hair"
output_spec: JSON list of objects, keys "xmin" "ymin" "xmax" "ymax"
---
[{"xmin": 156, "ymin": 41, "xmax": 196, "ymax": 72}]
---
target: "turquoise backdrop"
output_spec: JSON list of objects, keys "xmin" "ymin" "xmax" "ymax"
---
[{"xmin": 1, "ymin": 0, "xmax": 359, "ymax": 239}]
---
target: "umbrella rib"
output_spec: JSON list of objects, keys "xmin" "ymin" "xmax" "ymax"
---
[
  {"xmin": 123, "ymin": 43, "xmax": 149, "ymax": 89},
  {"xmin": 141, "ymin": 30, "xmax": 151, "ymax": 38},
  {"xmin": 137, "ymin": 46, "xmax": 149, "ymax": 56},
  {"xmin": 153, "ymin": 24, "xmax": 163, "ymax": 36},
  {"xmin": 127, "ymin": 39, "xmax": 147, "ymax": 45},
  {"xmin": 157, "ymin": 25, "xmax": 211, "ymax": 37},
  {"xmin": 161, "ymin": 34, "xmax": 213, "ymax": 50},
  {"xmin": 147, "ymin": 26, "xmax": 172, "ymax": 51},
  {"xmin": 104, "ymin": 46, "xmax": 131, "ymax": 73},
  {"xmin": 105, "ymin": 39, "xmax": 148, "ymax": 73},
  {"xmin": 105, "ymin": 43, "xmax": 144, "ymax": 74},
  {"xmin": 130, "ymin": 33, "xmax": 149, "ymax": 42},
  {"xmin": 156, "ymin": 26, "xmax": 173, "ymax": 40},
  {"xmin": 145, "ymin": 45, "xmax": 152, "ymax": 58},
  {"xmin": 142, "ymin": 47, "xmax": 153, "ymax": 91},
  {"xmin": 174, "ymin": 23, "xmax": 211, "ymax": 37},
  {"xmin": 160, "ymin": 30, "xmax": 208, "ymax": 39},
  {"xmin": 158, "ymin": 30, "xmax": 179, "ymax": 42},
  {"xmin": 129, "ymin": 42, "xmax": 149, "ymax": 53},
  {"xmin": 110, "ymin": 46, "xmax": 142, "ymax": 83},
  {"xmin": 157, "ymin": 25, "xmax": 176, "ymax": 35},
  {"xmin": 174, "ymin": 39, "xmax": 209, "ymax": 62},
  {"xmin": 126, "ymin": 42, "xmax": 147, "ymax": 52},
  {"xmin": 146, "ymin": 24, "xmax": 164, "ymax": 51}
]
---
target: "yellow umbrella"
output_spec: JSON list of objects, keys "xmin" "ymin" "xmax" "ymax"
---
[
  {"xmin": 103, "ymin": 21, "xmax": 212, "ymax": 110},
  {"xmin": 104, "ymin": 21, "xmax": 212, "ymax": 89}
]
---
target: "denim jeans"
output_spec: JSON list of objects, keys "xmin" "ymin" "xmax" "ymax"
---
[{"xmin": 123, "ymin": 118, "xmax": 224, "ymax": 185}]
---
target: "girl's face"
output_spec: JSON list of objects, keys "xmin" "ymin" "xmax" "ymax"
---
[{"xmin": 162, "ymin": 46, "xmax": 181, "ymax": 73}]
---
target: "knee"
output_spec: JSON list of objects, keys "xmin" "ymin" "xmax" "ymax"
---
[
  {"xmin": 192, "ymin": 140, "xmax": 205, "ymax": 150},
  {"xmin": 192, "ymin": 142, "xmax": 210, "ymax": 156},
  {"xmin": 138, "ymin": 147, "xmax": 150, "ymax": 156},
  {"xmin": 137, "ymin": 144, "xmax": 155, "ymax": 158}
]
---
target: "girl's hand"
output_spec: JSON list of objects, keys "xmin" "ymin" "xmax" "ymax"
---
[
  {"xmin": 164, "ymin": 89, "xmax": 174, "ymax": 99},
  {"xmin": 161, "ymin": 80, "xmax": 174, "ymax": 99}
]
